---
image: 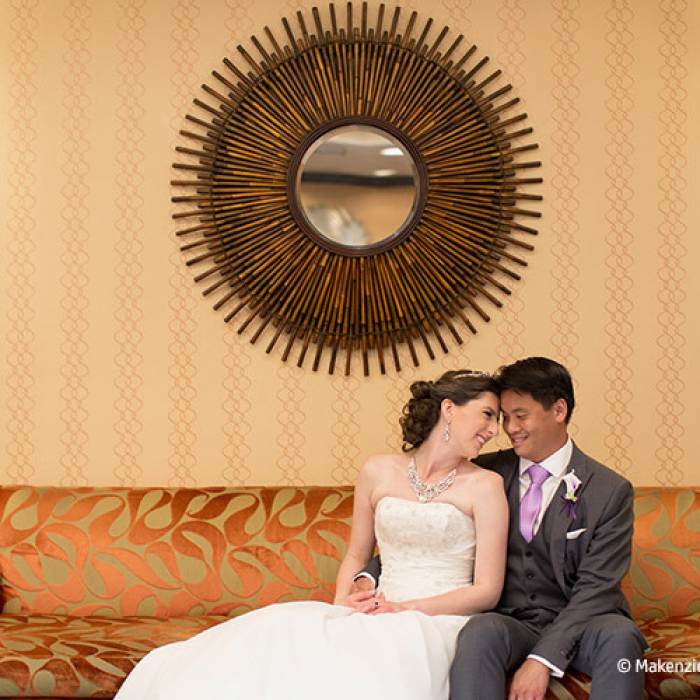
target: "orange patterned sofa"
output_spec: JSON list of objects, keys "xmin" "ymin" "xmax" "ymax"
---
[{"xmin": 0, "ymin": 485, "xmax": 697, "ymax": 699}]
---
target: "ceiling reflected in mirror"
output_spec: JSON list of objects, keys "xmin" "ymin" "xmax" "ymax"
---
[{"xmin": 296, "ymin": 126, "xmax": 419, "ymax": 249}]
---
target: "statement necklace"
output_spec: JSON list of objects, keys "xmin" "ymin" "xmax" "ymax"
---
[{"xmin": 408, "ymin": 456, "xmax": 457, "ymax": 503}]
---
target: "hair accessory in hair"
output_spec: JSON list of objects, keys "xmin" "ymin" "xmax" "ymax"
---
[{"xmin": 452, "ymin": 370, "xmax": 489, "ymax": 379}]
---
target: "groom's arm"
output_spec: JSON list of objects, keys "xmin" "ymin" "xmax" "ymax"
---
[
  {"xmin": 341, "ymin": 555, "xmax": 381, "ymax": 611},
  {"xmin": 353, "ymin": 554, "xmax": 382, "ymax": 589},
  {"xmin": 529, "ymin": 477, "xmax": 636, "ymax": 670}
]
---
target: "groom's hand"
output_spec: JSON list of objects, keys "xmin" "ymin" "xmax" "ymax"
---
[
  {"xmin": 508, "ymin": 658, "xmax": 550, "ymax": 700},
  {"xmin": 344, "ymin": 584, "xmax": 378, "ymax": 613}
]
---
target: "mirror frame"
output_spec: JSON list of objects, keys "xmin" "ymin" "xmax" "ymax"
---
[
  {"xmin": 172, "ymin": 3, "xmax": 542, "ymax": 376},
  {"xmin": 288, "ymin": 117, "xmax": 428, "ymax": 256}
]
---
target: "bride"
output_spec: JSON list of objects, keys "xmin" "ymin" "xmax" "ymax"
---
[{"xmin": 115, "ymin": 370, "xmax": 508, "ymax": 700}]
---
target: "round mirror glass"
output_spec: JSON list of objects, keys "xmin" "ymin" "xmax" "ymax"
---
[{"xmin": 296, "ymin": 125, "xmax": 419, "ymax": 248}]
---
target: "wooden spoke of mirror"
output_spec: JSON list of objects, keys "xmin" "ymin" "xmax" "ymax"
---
[{"xmin": 172, "ymin": 2, "xmax": 542, "ymax": 376}]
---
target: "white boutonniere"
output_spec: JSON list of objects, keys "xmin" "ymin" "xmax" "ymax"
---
[{"xmin": 560, "ymin": 470, "xmax": 581, "ymax": 517}]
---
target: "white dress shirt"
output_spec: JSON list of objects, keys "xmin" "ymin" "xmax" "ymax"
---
[{"xmin": 520, "ymin": 437, "xmax": 573, "ymax": 677}]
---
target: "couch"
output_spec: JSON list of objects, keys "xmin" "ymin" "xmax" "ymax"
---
[{"xmin": 0, "ymin": 484, "xmax": 697, "ymax": 699}]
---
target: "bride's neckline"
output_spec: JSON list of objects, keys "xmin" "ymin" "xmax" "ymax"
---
[{"xmin": 375, "ymin": 495, "xmax": 474, "ymax": 524}]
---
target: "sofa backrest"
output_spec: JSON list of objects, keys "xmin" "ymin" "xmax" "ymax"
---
[
  {"xmin": 623, "ymin": 486, "xmax": 699, "ymax": 621},
  {"xmin": 0, "ymin": 486, "xmax": 353, "ymax": 617},
  {"xmin": 0, "ymin": 485, "xmax": 697, "ymax": 620}
]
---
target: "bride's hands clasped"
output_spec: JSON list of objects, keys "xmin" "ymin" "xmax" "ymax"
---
[
  {"xmin": 367, "ymin": 592, "xmax": 406, "ymax": 614},
  {"xmin": 341, "ymin": 582, "xmax": 406, "ymax": 614}
]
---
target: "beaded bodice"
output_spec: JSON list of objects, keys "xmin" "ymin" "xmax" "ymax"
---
[{"xmin": 374, "ymin": 496, "xmax": 476, "ymax": 602}]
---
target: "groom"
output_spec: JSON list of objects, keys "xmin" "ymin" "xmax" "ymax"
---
[{"xmin": 352, "ymin": 357, "xmax": 645, "ymax": 700}]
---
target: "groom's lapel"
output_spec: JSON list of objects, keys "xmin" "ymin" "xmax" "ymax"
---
[
  {"xmin": 501, "ymin": 451, "xmax": 520, "ymax": 498},
  {"xmin": 503, "ymin": 454, "xmax": 521, "ymax": 532},
  {"xmin": 544, "ymin": 442, "xmax": 593, "ymax": 590}
]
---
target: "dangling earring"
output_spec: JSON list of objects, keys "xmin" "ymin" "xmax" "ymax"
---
[{"xmin": 443, "ymin": 422, "xmax": 451, "ymax": 442}]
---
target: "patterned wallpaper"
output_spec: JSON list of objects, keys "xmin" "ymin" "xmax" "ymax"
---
[{"xmin": 1, "ymin": 0, "xmax": 698, "ymax": 487}]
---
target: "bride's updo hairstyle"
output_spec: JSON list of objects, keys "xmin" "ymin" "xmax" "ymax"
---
[{"xmin": 400, "ymin": 370, "xmax": 499, "ymax": 451}]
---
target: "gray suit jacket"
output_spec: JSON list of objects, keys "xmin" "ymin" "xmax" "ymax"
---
[{"xmin": 475, "ymin": 442, "xmax": 641, "ymax": 668}]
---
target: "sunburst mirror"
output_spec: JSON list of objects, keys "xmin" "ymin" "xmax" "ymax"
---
[{"xmin": 172, "ymin": 2, "xmax": 541, "ymax": 376}]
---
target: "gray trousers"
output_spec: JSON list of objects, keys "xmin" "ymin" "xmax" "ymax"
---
[{"xmin": 449, "ymin": 612, "xmax": 645, "ymax": 700}]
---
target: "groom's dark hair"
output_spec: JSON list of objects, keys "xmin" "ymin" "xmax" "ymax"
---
[{"xmin": 496, "ymin": 357, "xmax": 575, "ymax": 423}]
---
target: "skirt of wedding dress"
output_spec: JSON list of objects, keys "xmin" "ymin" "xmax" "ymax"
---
[{"xmin": 115, "ymin": 601, "xmax": 467, "ymax": 700}]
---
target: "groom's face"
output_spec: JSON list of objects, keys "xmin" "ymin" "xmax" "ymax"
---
[{"xmin": 500, "ymin": 390, "xmax": 568, "ymax": 463}]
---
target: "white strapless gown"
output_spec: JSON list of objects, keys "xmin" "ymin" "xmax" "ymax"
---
[{"xmin": 115, "ymin": 496, "xmax": 476, "ymax": 700}]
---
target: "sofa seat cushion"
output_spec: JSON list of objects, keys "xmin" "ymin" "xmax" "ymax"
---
[
  {"xmin": 538, "ymin": 612, "xmax": 700, "ymax": 700},
  {"xmin": 0, "ymin": 614, "xmax": 698, "ymax": 700},
  {"xmin": 639, "ymin": 613, "xmax": 700, "ymax": 699},
  {"xmin": 0, "ymin": 613, "xmax": 226, "ymax": 698}
]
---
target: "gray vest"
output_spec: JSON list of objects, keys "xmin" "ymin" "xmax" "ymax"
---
[{"xmin": 497, "ymin": 476, "xmax": 569, "ymax": 628}]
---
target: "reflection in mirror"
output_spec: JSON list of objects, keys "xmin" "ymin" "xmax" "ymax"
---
[{"xmin": 296, "ymin": 126, "xmax": 419, "ymax": 248}]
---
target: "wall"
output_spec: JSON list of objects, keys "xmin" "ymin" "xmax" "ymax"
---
[{"xmin": 1, "ymin": 0, "xmax": 698, "ymax": 487}]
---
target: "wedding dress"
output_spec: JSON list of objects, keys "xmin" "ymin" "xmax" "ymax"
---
[{"xmin": 115, "ymin": 496, "xmax": 476, "ymax": 700}]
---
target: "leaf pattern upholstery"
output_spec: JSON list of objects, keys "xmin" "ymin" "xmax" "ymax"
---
[
  {"xmin": 0, "ymin": 486, "xmax": 352, "ymax": 617},
  {"xmin": 623, "ymin": 487, "xmax": 700, "ymax": 621},
  {"xmin": 0, "ymin": 613, "xmax": 224, "ymax": 698},
  {"xmin": 0, "ymin": 485, "xmax": 697, "ymax": 698}
]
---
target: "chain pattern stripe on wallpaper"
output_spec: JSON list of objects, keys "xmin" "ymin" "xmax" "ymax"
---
[
  {"xmin": 385, "ymin": 362, "xmax": 419, "ymax": 452},
  {"xmin": 441, "ymin": 0, "xmax": 472, "ymax": 34},
  {"xmin": 220, "ymin": 0, "xmax": 255, "ymax": 486},
  {"xmin": 549, "ymin": 0, "xmax": 581, "ymax": 434},
  {"xmin": 224, "ymin": 0, "xmax": 254, "ymax": 46},
  {"xmin": 59, "ymin": 0, "xmax": 92, "ymax": 486},
  {"xmin": 222, "ymin": 329, "xmax": 253, "ymax": 485},
  {"xmin": 654, "ymin": 0, "xmax": 688, "ymax": 486},
  {"xmin": 330, "ymin": 372, "xmax": 361, "ymax": 485},
  {"xmin": 113, "ymin": 0, "xmax": 146, "ymax": 485},
  {"xmin": 5, "ymin": 0, "xmax": 39, "ymax": 483},
  {"xmin": 172, "ymin": 3, "xmax": 542, "ymax": 376},
  {"xmin": 495, "ymin": 0, "xmax": 527, "ymax": 366},
  {"xmin": 601, "ymin": 0, "xmax": 635, "ymax": 478},
  {"xmin": 168, "ymin": 0, "xmax": 201, "ymax": 487},
  {"xmin": 275, "ymin": 364, "xmax": 307, "ymax": 484}
]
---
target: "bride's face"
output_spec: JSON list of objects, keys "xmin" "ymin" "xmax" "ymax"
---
[{"xmin": 448, "ymin": 392, "xmax": 500, "ymax": 459}]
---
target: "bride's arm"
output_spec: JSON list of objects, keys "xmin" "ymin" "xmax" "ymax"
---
[
  {"xmin": 376, "ymin": 471, "xmax": 508, "ymax": 616},
  {"xmin": 333, "ymin": 457, "xmax": 380, "ymax": 605}
]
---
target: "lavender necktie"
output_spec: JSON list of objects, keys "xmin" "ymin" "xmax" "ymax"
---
[{"xmin": 520, "ymin": 463, "xmax": 550, "ymax": 543}]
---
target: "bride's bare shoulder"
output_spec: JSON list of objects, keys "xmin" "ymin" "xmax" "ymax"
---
[
  {"xmin": 451, "ymin": 466, "xmax": 506, "ymax": 518},
  {"xmin": 461, "ymin": 463, "xmax": 505, "ymax": 492},
  {"xmin": 360, "ymin": 453, "xmax": 406, "ymax": 479}
]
